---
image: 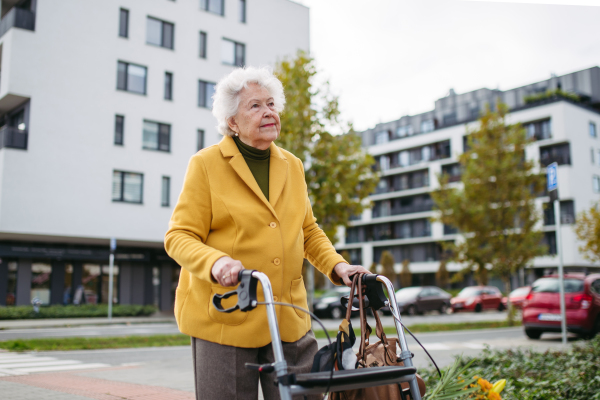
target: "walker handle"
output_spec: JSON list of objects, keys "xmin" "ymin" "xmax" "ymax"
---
[{"xmin": 212, "ymin": 269, "xmax": 258, "ymax": 313}]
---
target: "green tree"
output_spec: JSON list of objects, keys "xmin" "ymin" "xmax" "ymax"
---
[
  {"xmin": 574, "ymin": 203, "xmax": 600, "ymax": 264},
  {"xmin": 380, "ymin": 251, "xmax": 396, "ymax": 286},
  {"xmin": 276, "ymin": 51, "xmax": 378, "ymax": 242},
  {"xmin": 431, "ymin": 103, "xmax": 546, "ymax": 321},
  {"xmin": 435, "ymin": 260, "xmax": 449, "ymax": 289},
  {"xmin": 400, "ymin": 259, "xmax": 412, "ymax": 288}
]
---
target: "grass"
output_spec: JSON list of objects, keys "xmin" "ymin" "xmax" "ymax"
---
[
  {"xmin": 0, "ymin": 320, "xmax": 521, "ymax": 352},
  {"xmin": 312, "ymin": 319, "xmax": 521, "ymax": 339},
  {"xmin": 0, "ymin": 334, "xmax": 191, "ymax": 352}
]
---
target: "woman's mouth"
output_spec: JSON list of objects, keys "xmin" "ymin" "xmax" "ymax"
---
[{"xmin": 261, "ymin": 123, "xmax": 275, "ymax": 128}]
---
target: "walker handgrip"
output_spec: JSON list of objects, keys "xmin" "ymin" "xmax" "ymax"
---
[{"xmin": 211, "ymin": 269, "xmax": 259, "ymax": 313}]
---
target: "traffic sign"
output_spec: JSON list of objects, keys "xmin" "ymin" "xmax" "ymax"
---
[{"xmin": 547, "ymin": 162, "xmax": 558, "ymax": 192}]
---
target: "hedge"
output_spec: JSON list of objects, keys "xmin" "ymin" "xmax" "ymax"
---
[{"xmin": 0, "ymin": 304, "xmax": 158, "ymax": 320}]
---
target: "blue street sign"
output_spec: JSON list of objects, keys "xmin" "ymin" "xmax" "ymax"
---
[
  {"xmin": 110, "ymin": 237, "xmax": 117, "ymax": 252},
  {"xmin": 547, "ymin": 162, "xmax": 558, "ymax": 192}
]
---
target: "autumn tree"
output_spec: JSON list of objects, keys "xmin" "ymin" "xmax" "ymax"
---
[
  {"xmin": 435, "ymin": 259, "xmax": 449, "ymax": 289},
  {"xmin": 380, "ymin": 251, "xmax": 396, "ymax": 286},
  {"xmin": 276, "ymin": 51, "xmax": 378, "ymax": 242},
  {"xmin": 574, "ymin": 203, "xmax": 600, "ymax": 264},
  {"xmin": 431, "ymin": 103, "xmax": 546, "ymax": 317},
  {"xmin": 400, "ymin": 259, "xmax": 412, "ymax": 288}
]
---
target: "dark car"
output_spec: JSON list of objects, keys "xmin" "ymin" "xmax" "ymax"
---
[
  {"xmin": 313, "ymin": 286, "xmax": 351, "ymax": 319},
  {"xmin": 522, "ymin": 274, "xmax": 600, "ymax": 339},
  {"xmin": 501, "ymin": 286, "xmax": 531, "ymax": 310},
  {"xmin": 451, "ymin": 286, "xmax": 504, "ymax": 313},
  {"xmin": 383, "ymin": 286, "xmax": 452, "ymax": 316}
]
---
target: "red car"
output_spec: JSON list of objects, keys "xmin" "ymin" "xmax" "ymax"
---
[
  {"xmin": 501, "ymin": 286, "xmax": 531, "ymax": 310},
  {"xmin": 522, "ymin": 274, "xmax": 600, "ymax": 339},
  {"xmin": 450, "ymin": 286, "xmax": 504, "ymax": 313}
]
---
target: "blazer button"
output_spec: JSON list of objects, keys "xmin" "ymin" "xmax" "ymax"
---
[
  {"xmin": 273, "ymin": 258, "xmax": 281, "ymax": 266},
  {"xmin": 269, "ymin": 222, "xmax": 277, "ymax": 228},
  {"xmin": 273, "ymin": 296, "xmax": 278, "ymax": 302}
]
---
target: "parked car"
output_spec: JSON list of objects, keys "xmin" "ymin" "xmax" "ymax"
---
[
  {"xmin": 313, "ymin": 286, "xmax": 351, "ymax": 319},
  {"xmin": 382, "ymin": 286, "xmax": 452, "ymax": 316},
  {"xmin": 501, "ymin": 286, "xmax": 531, "ymax": 310},
  {"xmin": 522, "ymin": 274, "xmax": 600, "ymax": 339},
  {"xmin": 451, "ymin": 286, "xmax": 504, "ymax": 313}
]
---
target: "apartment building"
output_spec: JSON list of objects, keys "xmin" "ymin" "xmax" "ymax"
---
[
  {"xmin": 0, "ymin": 0, "xmax": 309, "ymax": 309},
  {"xmin": 336, "ymin": 67, "xmax": 600, "ymax": 289}
]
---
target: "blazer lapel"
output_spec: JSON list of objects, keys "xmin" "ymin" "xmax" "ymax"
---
[
  {"xmin": 269, "ymin": 144, "xmax": 288, "ymax": 208},
  {"xmin": 219, "ymin": 136, "xmax": 279, "ymax": 217}
]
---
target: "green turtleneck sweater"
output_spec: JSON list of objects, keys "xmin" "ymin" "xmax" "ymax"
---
[{"xmin": 233, "ymin": 136, "xmax": 270, "ymax": 201}]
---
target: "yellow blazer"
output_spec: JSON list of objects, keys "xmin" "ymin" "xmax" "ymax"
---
[{"xmin": 165, "ymin": 135, "xmax": 346, "ymax": 348}]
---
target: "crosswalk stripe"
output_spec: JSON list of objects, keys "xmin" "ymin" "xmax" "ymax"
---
[
  {"xmin": 0, "ymin": 357, "xmax": 57, "ymax": 364},
  {"xmin": 0, "ymin": 360, "xmax": 82, "ymax": 369},
  {"xmin": 12, "ymin": 363, "xmax": 110, "ymax": 373}
]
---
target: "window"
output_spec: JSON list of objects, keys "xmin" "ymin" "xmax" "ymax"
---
[
  {"xmin": 221, "ymin": 39, "xmax": 245, "ymax": 67},
  {"xmin": 114, "ymin": 115, "xmax": 124, "ymax": 145},
  {"xmin": 378, "ymin": 155, "xmax": 390, "ymax": 171},
  {"xmin": 143, "ymin": 121, "xmax": 171, "ymax": 152},
  {"xmin": 442, "ymin": 113, "xmax": 457, "ymax": 126},
  {"xmin": 543, "ymin": 232, "xmax": 557, "ymax": 255},
  {"xmin": 164, "ymin": 72, "xmax": 173, "ymax": 100},
  {"xmin": 201, "ymin": 0, "xmax": 224, "ymax": 16},
  {"xmin": 31, "ymin": 263, "xmax": 52, "ymax": 305},
  {"xmin": 112, "ymin": 171, "xmax": 143, "ymax": 203},
  {"xmin": 162, "ymin": 176, "xmax": 170, "ymax": 207},
  {"xmin": 590, "ymin": 122, "xmax": 597, "ymax": 138},
  {"xmin": 594, "ymin": 176, "xmax": 600, "ymax": 193},
  {"xmin": 117, "ymin": 61, "xmax": 147, "ymax": 95},
  {"xmin": 197, "ymin": 129, "xmax": 205, "ymax": 151},
  {"xmin": 524, "ymin": 119, "xmax": 552, "ymax": 140},
  {"xmin": 119, "ymin": 8, "xmax": 129, "ymax": 38},
  {"xmin": 420, "ymin": 119, "xmax": 435, "ymax": 133},
  {"xmin": 375, "ymin": 130, "xmax": 389, "ymax": 145},
  {"xmin": 239, "ymin": 0, "xmax": 246, "ymax": 22},
  {"xmin": 199, "ymin": 31, "xmax": 207, "ymax": 58},
  {"xmin": 198, "ymin": 80, "xmax": 216, "ymax": 108},
  {"xmin": 539, "ymin": 143, "xmax": 570, "ymax": 166},
  {"xmin": 441, "ymin": 163, "xmax": 461, "ymax": 183},
  {"xmin": 544, "ymin": 200, "xmax": 575, "ymax": 225},
  {"xmin": 396, "ymin": 125, "xmax": 413, "ymax": 138},
  {"xmin": 146, "ymin": 17, "xmax": 174, "ymax": 49}
]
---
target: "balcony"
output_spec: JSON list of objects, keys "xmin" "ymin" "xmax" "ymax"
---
[
  {"xmin": 0, "ymin": 6, "xmax": 35, "ymax": 39},
  {"xmin": 0, "ymin": 126, "xmax": 27, "ymax": 149}
]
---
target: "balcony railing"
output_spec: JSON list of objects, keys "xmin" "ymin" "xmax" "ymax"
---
[
  {"xmin": 0, "ymin": 126, "xmax": 28, "ymax": 149},
  {"xmin": 0, "ymin": 7, "xmax": 35, "ymax": 38}
]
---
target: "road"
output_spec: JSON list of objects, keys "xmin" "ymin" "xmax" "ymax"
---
[{"xmin": 0, "ymin": 310, "xmax": 508, "ymax": 341}]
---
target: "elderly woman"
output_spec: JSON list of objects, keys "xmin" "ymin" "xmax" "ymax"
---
[{"xmin": 165, "ymin": 66, "xmax": 369, "ymax": 400}]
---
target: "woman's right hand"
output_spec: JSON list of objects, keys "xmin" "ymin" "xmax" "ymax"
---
[{"xmin": 211, "ymin": 256, "xmax": 245, "ymax": 287}]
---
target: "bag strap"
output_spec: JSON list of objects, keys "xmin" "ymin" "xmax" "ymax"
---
[
  {"xmin": 344, "ymin": 274, "xmax": 359, "ymax": 321},
  {"xmin": 357, "ymin": 274, "xmax": 374, "ymax": 365}
]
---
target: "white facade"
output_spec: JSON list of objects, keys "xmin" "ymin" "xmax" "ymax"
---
[
  {"xmin": 336, "ymin": 69, "xmax": 600, "ymax": 286},
  {"xmin": 0, "ymin": 0, "xmax": 309, "ymax": 307},
  {"xmin": 0, "ymin": 0, "xmax": 309, "ymax": 246}
]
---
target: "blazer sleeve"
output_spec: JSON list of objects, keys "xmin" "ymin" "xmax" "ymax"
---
[
  {"xmin": 298, "ymin": 159, "xmax": 348, "ymax": 284},
  {"xmin": 164, "ymin": 154, "xmax": 229, "ymax": 283}
]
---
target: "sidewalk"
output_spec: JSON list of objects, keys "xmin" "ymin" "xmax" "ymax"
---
[{"xmin": 0, "ymin": 315, "xmax": 176, "ymax": 330}]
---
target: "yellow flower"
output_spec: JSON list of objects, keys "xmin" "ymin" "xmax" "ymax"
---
[
  {"xmin": 488, "ymin": 392, "xmax": 502, "ymax": 400},
  {"xmin": 477, "ymin": 378, "xmax": 493, "ymax": 391},
  {"xmin": 490, "ymin": 379, "xmax": 506, "ymax": 394}
]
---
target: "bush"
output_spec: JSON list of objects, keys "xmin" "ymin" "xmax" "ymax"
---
[
  {"xmin": 0, "ymin": 304, "xmax": 158, "ymax": 320},
  {"xmin": 421, "ymin": 336, "xmax": 600, "ymax": 400}
]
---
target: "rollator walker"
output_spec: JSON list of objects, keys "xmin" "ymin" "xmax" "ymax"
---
[{"xmin": 213, "ymin": 271, "xmax": 423, "ymax": 400}]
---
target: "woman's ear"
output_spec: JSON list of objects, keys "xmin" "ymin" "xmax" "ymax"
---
[{"xmin": 227, "ymin": 117, "xmax": 239, "ymax": 134}]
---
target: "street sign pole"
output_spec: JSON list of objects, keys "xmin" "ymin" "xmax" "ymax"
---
[
  {"xmin": 108, "ymin": 238, "xmax": 116, "ymax": 320},
  {"xmin": 547, "ymin": 163, "xmax": 567, "ymax": 345}
]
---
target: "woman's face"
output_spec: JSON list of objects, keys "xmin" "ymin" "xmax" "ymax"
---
[{"xmin": 228, "ymin": 83, "xmax": 281, "ymax": 150}]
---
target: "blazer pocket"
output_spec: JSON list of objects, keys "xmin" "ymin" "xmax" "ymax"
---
[
  {"xmin": 174, "ymin": 287, "xmax": 189, "ymax": 323},
  {"xmin": 207, "ymin": 285, "xmax": 249, "ymax": 326},
  {"xmin": 290, "ymin": 276, "xmax": 309, "ymax": 319}
]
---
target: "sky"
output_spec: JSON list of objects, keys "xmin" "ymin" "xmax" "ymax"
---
[{"xmin": 292, "ymin": 0, "xmax": 600, "ymax": 131}]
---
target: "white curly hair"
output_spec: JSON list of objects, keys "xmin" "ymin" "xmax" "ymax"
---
[{"xmin": 212, "ymin": 66, "xmax": 286, "ymax": 137}]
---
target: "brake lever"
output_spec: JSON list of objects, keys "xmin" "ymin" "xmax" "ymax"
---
[{"xmin": 211, "ymin": 269, "xmax": 258, "ymax": 313}]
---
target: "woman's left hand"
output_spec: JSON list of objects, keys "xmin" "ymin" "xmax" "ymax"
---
[{"xmin": 333, "ymin": 263, "xmax": 372, "ymax": 286}]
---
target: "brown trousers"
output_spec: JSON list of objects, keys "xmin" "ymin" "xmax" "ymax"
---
[{"xmin": 191, "ymin": 331, "xmax": 321, "ymax": 400}]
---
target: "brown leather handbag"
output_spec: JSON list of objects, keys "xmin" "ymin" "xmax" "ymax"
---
[{"xmin": 330, "ymin": 274, "xmax": 426, "ymax": 400}]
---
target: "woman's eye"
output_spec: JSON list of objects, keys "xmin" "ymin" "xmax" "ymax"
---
[
  {"xmin": 268, "ymin": 102, "xmax": 275, "ymax": 107},
  {"xmin": 251, "ymin": 104, "xmax": 259, "ymax": 108}
]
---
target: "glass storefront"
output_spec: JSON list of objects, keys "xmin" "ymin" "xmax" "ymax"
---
[
  {"xmin": 101, "ymin": 265, "xmax": 119, "ymax": 304},
  {"xmin": 31, "ymin": 262, "xmax": 52, "ymax": 305},
  {"xmin": 6, "ymin": 261, "xmax": 17, "ymax": 305},
  {"xmin": 82, "ymin": 264, "xmax": 101, "ymax": 304}
]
